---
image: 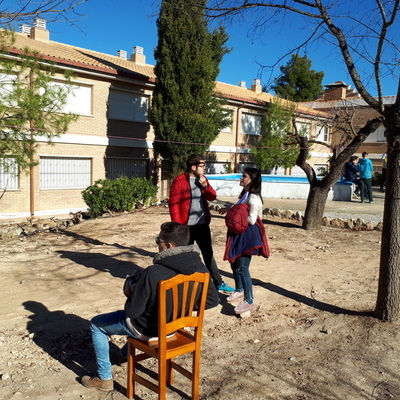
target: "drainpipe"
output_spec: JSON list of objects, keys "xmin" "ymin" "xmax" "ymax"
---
[
  {"xmin": 234, "ymin": 104, "xmax": 244, "ymax": 172},
  {"xmin": 29, "ymin": 124, "xmax": 35, "ymax": 217},
  {"xmin": 29, "ymin": 67, "xmax": 35, "ymax": 217}
]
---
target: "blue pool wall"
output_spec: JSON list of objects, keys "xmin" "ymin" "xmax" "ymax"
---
[{"xmin": 207, "ymin": 174, "xmax": 353, "ymax": 201}]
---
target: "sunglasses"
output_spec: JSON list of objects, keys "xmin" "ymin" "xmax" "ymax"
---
[{"xmin": 155, "ymin": 237, "xmax": 166, "ymax": 245}]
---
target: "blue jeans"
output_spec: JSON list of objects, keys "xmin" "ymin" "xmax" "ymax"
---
[
  {"xmin": 231, "ymin": 255, "xmax": 253, "ymax": 304},
  {"xmin": 90, "ymin": 310, "xmax": 137, "ymax": 380}
]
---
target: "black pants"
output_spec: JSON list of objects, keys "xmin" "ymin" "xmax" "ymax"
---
[
  {"xmin": 352, "ymin": 178, "xmax": 362, "ymax": 194},
  {"xmin": 188, "ymin": 223, "xmax": 223, "ymax": 286},
  {"xmin": 380, "ymin": 168, "xmax": 387, "ymax": 191},
  {"xmin": 360, "ymin": 178, "xmax": 373, "ymax": 202}
]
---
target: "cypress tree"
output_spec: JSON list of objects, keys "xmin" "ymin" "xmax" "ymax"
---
[{"xmin": 150, "ymin": 0, "xmax": 230, "ymax": 175}]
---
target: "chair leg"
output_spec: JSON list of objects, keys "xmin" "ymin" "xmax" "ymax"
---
[
  {"xmin": 191, "ymin": 350, "xmax": 200, "ymax": 400},
  {"xmin": 127, "ymin": 342, "xmax": 135, "ymax": 399},
  {"xmin": 166, "ymin": 359, "xmax": 173, "ymax": 385},
  {"xmin": 158, "ymin": 356, "xmax": 167, "ymax": 400}
]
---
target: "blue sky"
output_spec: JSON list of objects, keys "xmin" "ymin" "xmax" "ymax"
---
[{"xmin": 11, "ymin": 0, "xmax": 399, "ymax": 97}]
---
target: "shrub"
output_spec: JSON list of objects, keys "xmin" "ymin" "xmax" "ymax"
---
[
  {"xmin": 82, "ymin": 177, "xmax": 158, "ymax": 218},
  {"xmin": 372, "ymin": 172, "xmax": 381, "ymax": 186}
]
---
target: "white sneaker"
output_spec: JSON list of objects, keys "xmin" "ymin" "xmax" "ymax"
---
[
  {"xmin": 234, "ymin": 300, "xmax": 255, "ymax": 314},
  {"xmin": 227, "ymin": 290, "xmax": 244, "ymax": 303}
]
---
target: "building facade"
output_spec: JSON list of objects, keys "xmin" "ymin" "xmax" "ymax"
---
[
  {"xmin": 301, "ymin": 81, "xmax": 392, "ymax": 174},
  {"xmin": 0, "ymin": 20, "xmax": 332, "ymax": 219}
]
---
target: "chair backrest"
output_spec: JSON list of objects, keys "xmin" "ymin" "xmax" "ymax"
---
[{"xmin": 157, "ymin": 272, "xmax": 210, "ymax": 346}]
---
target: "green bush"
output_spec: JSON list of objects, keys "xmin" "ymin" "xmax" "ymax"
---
[
  {"xmin": 82, "ymin": 177, "xmax": 158, "ymax": 218},
  {"xmin": 372, "ymin": 172, "xmax": 382, "ymax": 186}
]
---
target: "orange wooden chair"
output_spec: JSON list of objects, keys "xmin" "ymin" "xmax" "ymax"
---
[{"xmin": 126, "ymin": 272, "xmax": 210, "ymax": 399}]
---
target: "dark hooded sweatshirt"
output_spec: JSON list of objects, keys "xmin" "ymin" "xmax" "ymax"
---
[{"xmin": 124, "ymin": 245, "xmax": 219, "ymax": 338}]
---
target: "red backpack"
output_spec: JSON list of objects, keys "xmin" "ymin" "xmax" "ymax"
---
[{"xmin": 225, "ymin": 203, "xmax": 249, "ymax": 234}]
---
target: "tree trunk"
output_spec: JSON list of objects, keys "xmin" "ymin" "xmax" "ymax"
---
[
  {"xmin": 302, "ymin": 183, "xmax": 330, "ymax": 230},
  {"xmin": 375, "ymin": 105, "xmax": 400, "ymax": 321},
  {"xmin": 296, "ymin": 118, "xmax": 382, "ymax": 231}
]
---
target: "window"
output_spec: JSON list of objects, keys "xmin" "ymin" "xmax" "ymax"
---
[
  {"xmin": 295, "ymin": 122, "xmax": 311, "ymax": 137},
  {"xmin": 108, "ymin": 90, "xmax": 149, "ymax": 122},
  {"xmin": 365, "ymin": 125, "xmax": 386, "ymax": 143},
  {"xmin": 0, "ymin": 157, "xmax": 19, "ymax": 190},
  {"xmin": 40, "ymin": 156, "xmax": 92, "ymax": 189},
  {"xmin": 376, "ymin": 126, "xmax": 386, "ymax": 142},
  {"xmin": 316, "ymin": 125, "xmax": 329, "ymax": 142},
  {"xmin": 46, "ymin": 81, "xmax": 92, "ymax": 116},
  {"xmin": 241, "ymin": 113, "xmax": 262, "ymax": 135},
  {"xmin": 0, "ymin": 73, "xmax": 16, "ymax": 100},
  {"xmin": 206, "ymin": 161, "xmax": 231, "ymax": 174},
  {"xmin": 315, "ymin": 164, "xmax": 328, "ymax": 176},
  {"xmin": 221, "ymin": 109, "xmax": 234, "ymax": 133},
  {"xmin": 237, "ymin": 163, "xmax": 257, "ymax": 172},
  {"xmin": 106, "ymin": 158, "xmax": 148, "ymax": 179}
]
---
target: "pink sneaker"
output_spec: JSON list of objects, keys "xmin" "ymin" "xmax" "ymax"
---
[
  {"xmin": 234, "ymin": 300, "xmax": 255, "ymax": 314},
  {"xmin": 227, "ymin": 290, "xmax": 244, "ymax": 303}
]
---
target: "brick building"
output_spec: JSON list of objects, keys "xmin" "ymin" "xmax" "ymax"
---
[
  {"xmin": 0, "ymin": 20, "xmax": 332, "ymax": 219},
  {"xmin": 301, "ymin": 81, "xmax": 392, "ymax": 173}
]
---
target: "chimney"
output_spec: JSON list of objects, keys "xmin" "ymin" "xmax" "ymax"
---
[
  {"xmin": 251, "ymin": 78, "xmax": 262, "ymax": 93},
  {"xmin": 30, "ymin": 18, "xmax": 49, "ymax": 41},
  {"xmin": 238, "ymin": 81, "xmax": 246, "ymax": 88},
  {"xmin": 20, "ymin": 24, "xmax": 31, "ymax": 36},
  {"xmin": 322, "ymin": 81, "xmax": 355, "ymax": 100},
  {"xmin": 130, "ymin": 46, "xmax": 146, "ymax": 65},
  {"xmin": 117, "ymin": 50, "xmax": 127, "ymax": 60}
]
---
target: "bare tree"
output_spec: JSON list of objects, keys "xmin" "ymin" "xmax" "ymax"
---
[
  {"xmin": 203, "ymin": 0, "xmax": 400, "ymax": 321},
  {"xmin": 291, "ymin": 112, "xmax": 382, "ymax": 230},
  {"xmin": 0, "ymin": 0, "xmax": 89, "ymax": 25}
]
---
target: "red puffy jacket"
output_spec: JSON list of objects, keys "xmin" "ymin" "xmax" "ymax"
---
[{"xmin": 169, "ymin": 172, "xmax": 216, "ymax": 226}]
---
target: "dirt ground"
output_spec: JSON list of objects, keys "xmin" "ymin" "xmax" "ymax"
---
[{"xmin": 1, "ymin": 202, "xmax": 399, "ymax": 400}]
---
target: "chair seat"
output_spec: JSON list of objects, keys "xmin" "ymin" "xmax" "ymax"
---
[{"xmin": 129, "ymin": 329, "xmax": 196, "ymax": 360}]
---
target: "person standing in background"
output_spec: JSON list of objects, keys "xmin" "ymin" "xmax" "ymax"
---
[
  {"xmin": 169, "ymin": 154, "xmax": 234, "ymax": 294},
  {"xmin": 380, "ymin": 152, "xmax": 387, "ymax": 192},
  {"xmin": 358, "ymin": 152, "xmax": 374, "ymax": 203}
]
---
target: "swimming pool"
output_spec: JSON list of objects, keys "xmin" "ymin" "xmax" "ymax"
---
[
  {"xmin": 207, "ymin": 174, "xmax": 353, "ymax": 201},
  {"xmin": 208, "ymin": 174, "xmax": 309, "ymax": 183}
]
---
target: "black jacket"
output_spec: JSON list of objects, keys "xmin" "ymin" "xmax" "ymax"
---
[
  {"xmin": 124, "ymin": 245, "xmax": 219, "ymax": 337},
  {"xmin": 344, "ymin": 162, "xmax": 358, "ymax": 182}
]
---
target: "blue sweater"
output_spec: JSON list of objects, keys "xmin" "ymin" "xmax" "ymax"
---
[{"xmin": 358, "ymin": 158, "xmax": 373, "ymax": 179}]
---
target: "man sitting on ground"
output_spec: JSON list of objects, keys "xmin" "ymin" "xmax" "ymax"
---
[{"xmin": 81, "ymin": 221, "xmax": 220, "ymax": 392}]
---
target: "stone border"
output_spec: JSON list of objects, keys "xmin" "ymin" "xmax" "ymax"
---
[
  {"xmin": 1, "ymin": 202, "xmax": 384, "ymax": 242},
  {"xmin": 0, "ymin": 212, "xmax": 86, "ymax": 241},
  {"xmin": 262, "ymin": 207, "xmax": 383, "ymax": 232}
]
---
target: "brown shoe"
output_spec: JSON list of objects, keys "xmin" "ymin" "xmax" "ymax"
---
[{"xmin": 81, "ymin": 376, "xmax": 113, "ymax": 392}]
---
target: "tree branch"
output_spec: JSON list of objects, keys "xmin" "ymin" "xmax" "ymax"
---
[
  {"xmin": 0, "ymin": 0, "xmax": 89, "ymax": 24},
  {"xmin": 205, "ymin": 1, "xmax": 321, "ymax": 18}
]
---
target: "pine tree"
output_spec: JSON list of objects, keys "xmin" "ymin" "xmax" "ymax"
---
[
  {"xmin": 0, "ymin": 32, "xmax": 78, "ymax": 173},
  {"xmin": 272, "ymin": 54, "xmax": 324, "ymax": 102},
  {"xmin": 252, "ymin": 99, "xmax": 298, "ymax": 173},
  {"xmin": 150, "ymin": 0, "xmax": 230, "ymax": 176}
]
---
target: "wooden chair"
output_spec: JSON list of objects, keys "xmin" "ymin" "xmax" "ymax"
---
[{"xmin": 126, "ymin": 272, "xmax": 210, "ymax": 399}]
